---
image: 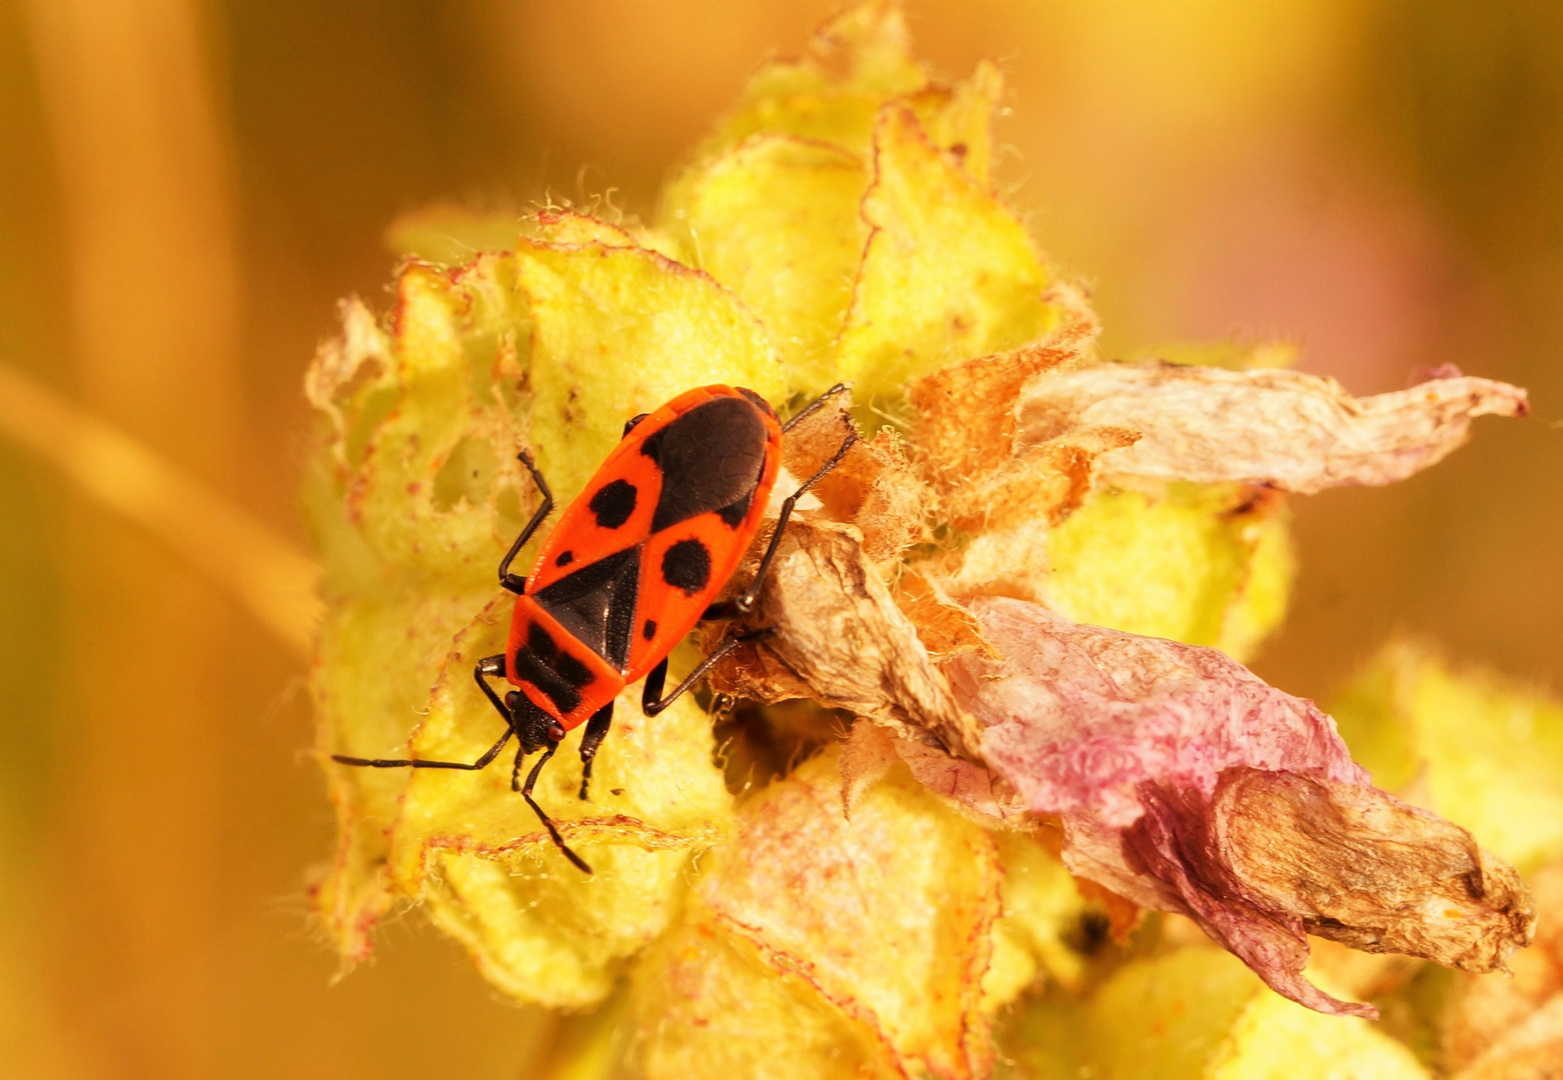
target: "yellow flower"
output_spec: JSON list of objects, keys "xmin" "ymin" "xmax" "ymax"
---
[{"xmin": 300, "ymin": 4, "xmax": 1544, "ymax": 1078}]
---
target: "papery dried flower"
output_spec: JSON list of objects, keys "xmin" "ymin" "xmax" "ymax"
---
[
  {"xmin": 954, "ymin": 598, "xmax": 1529, "ymax": 1016},
  {"xmin": 1017, "ymin": 361, "xmax": 1528, "ymax": 494}
]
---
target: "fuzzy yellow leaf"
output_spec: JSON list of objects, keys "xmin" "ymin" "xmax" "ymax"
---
[
  {"xmin": 689, "ymin": 0, "xmax": 925, "ymax": 164},
  {"xmin": 1218, "ymin": 507, "xmax": 1297, "ymax": 662},
  {"xmin": 384, "ymin": 204, "xmax": 525, "ymax": 264},
  {"xmin": 515, "ymin": 237, "xmax": 786, "ymax": 503},
  {"xmin": 311, "ymin": 258, "xmax": 534, "ymax": 588},
  {"xmin": 633, "ymin": 750, "xmax": 1001, "ymax": 1080},
  {"xmin": 983, "ymin": 831, "xmax": 1094, "ymax": 1011},
  {"xmin": 632, "ymin": 919, "xmax": 896, "ymax": 1080},
  {"xmin": 1206, "ymin": 971, "xmax": 1430, "ymax": 1080},
  {"xmin": 306, "ymin": 264, "xmax": 538, "ymax": 957},
  {"xmin": 835, "ymin": 105, "xmax": 1059, "ymax": 403},
  {"xmin": 912, "ymin": 58, "xmax": 1004, "ymax": 188},
  {"xmin": 383, "ymin": 599, "xmax": 732, "ymax": 1008},
  {"xmin": 668, "ymin": 136, "xmax": 869, "ymax": 394},
  {"xmin": 311, "ymin": 589, "xmax": 493, "ymax": 961},
  {"xmin": 1044, "ymin": 484, "xmax": 1294, "ymax": 661}
]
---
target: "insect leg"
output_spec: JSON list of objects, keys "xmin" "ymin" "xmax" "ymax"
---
[
  {"xmin": 330, "ymin": 654, "xmax": 514, "ymax": 771},
  {"xmin": 473, "ymin": 654, "xmax": 512, "ymax": 721},
  {"xmin": 641, "ymin": 628, "xmax": 774, "ymax": 717},
  {"xmin": 516, "ymin": 742, "xmax": 591, "ymax": 873},
  {"xmin": 727, "ymin": 426, "xmax": 859, "ymax": 617},
  {"xmin": 576, "ymin": 701, "xmax": 615, "ymax": 801},
  {"xmin": 781, "ymin": 382, "xmax": 851, "ymax": 433},
  {"xmin": 499, "ymin": 450, "xmax": 554, "ymax": 594},
  {"xmin": 640, "ymin": 657, "xmax": 670, "ymax": 713}
]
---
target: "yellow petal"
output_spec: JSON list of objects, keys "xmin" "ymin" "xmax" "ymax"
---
[
  {"xmin": 688, "ymin": 0, "xmax": 925, "ymax": 164},
  {"xmin": 1003, "ymin": 947, "xmax": 1429, "ymax": 1080},
  {"xmin": 1043, "ymin": 483, "xmax": 1294, "ymax": 662},
  {"xmin": 666, "ymin": 136, "xmax": 869, "ymax": 395},
  {"xmin": 634, "ymin": 749, "xmax": 1001, "ymax": 1079},
  {"xmin": 835, "ymin": 105, "xmax": 1060, "ymax": 404},
  {"xmin": 385, "ymin": 599, "xmax": 733, "ymax": 1008},
  {"xmin": 515, "ymin": 235, "xmax": 786, "ymax": 502}
]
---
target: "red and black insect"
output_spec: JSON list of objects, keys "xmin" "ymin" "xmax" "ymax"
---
[{"xmin": 334, "ymin": 384, "xmax": 855, "ymax": 872}]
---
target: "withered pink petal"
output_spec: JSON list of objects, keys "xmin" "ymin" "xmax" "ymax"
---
[
  {"xmin": 1122, "ymin": 778, "xmax": 1377, "ymax": 1018},
  {"xmin": 943, "ymin": 598, "xmax": 1533, "ymax": 1017},
  {"xmin": 946, "ymin": 597, "xmax": 1366, "ymax": 827}
]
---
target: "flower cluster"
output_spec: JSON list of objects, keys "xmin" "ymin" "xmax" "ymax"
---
[{"xmin": 304, "ymin": 4, "xmax": 1557, "ymax": 1076}]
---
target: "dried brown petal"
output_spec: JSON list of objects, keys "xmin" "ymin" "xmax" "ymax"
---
[
  {"xmin": 947, "ymin": 597, "xmax": 1367, "ymax": 827},
  {"xmin": 941, "ymin": 424, "xmax": 1141, "ymax": 533},
  {"xmin": 839, "ymin": 719, "xmax": 901, "ymax": 818},
  {"xmin": 1215, "ymin": 770, "xmax": 1534, "ymax": 972},
  {"xmin": 781, "ymin": 394, "xmax": 932, "ymax": 565},
  {"xmin": 1017, "ymin": 362, "xmax": 1529, "ymax": 494},
  {"xmin": 908, "ymin": 281, "xmax": 1098, "ymax": 490},
  {"xmin": 709, "ymin": 517, "xmax": 984, "ymax": 762},
  {"xmin": 935, "ymin": 518, "xmax": 1051, "ymax": 605},
  {"xmin": 892, "ymin": 567, "xmax": 1000, "ymax": 662},
  {"xmin": 1114, "ymin": 769, "xmax": 1532, "ymax": 1019}
]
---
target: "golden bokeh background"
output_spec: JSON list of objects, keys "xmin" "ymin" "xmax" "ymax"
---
[{"xmin": 0, "ymin": 1, "xmax": 1557, "ymax": 1076}]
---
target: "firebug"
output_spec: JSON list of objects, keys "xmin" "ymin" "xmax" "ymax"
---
[{"xmin": 333, "ymin": 384, "xmax": 856, "ymax": 872}]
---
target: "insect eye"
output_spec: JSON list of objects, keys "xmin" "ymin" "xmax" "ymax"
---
[
  {"xmin": 547, "ymin": 722, "xmax": 567, "ymax": 743},
  {"xmin": 622, "ymin": 413, "xmax": 650, "ymax": 438}
]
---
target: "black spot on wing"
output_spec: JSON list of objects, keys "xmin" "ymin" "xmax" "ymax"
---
[
  {"xmin": 661, "ymin": 538, "xmax": 712, "ymax": 596},
  {"xmin": 514, "ymin": 619, "xmax": 602, "ymax": 716},
  {"xmin": 555, "ymin": 550, "xmax": 574, "ymax": 567},
  {"xmin": 642, "ymin": 619, "xmax": 657, "ymax": 641},
  {"xmin": 528, "ymin": 622, "xmax": 556, "ymax": 658},
  {"xmin": 554, "ymin": 651, "xmax": 593, "ymax": 690},
  {"xmin": 532, "ymin": 546, "xmax": 641, "ymax": 670},
  {"xmin": 642, "ymin": 396, "xmax": 770, "ymax": 532},
  {"xmin": 589, "ymin": 478, "xmax": 638, "ymax": 529}
]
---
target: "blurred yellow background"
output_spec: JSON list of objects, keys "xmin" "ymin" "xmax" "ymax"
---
[{"xmin": 0, "ymin": 1, "xmax": 1557, "ymax": 1076}]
